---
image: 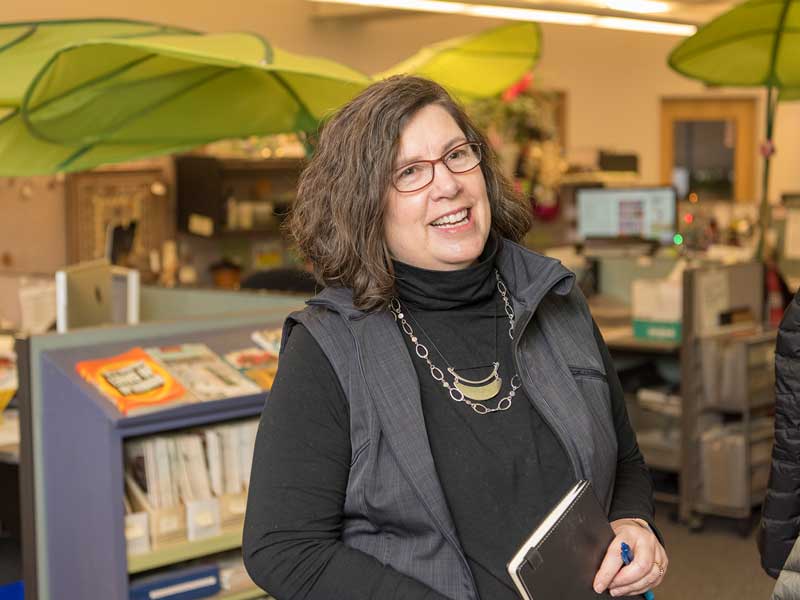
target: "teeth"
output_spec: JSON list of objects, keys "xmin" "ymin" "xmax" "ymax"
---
[{"xmin": 431, "ymin": 208, "xmax": 468, "ymax": 226}]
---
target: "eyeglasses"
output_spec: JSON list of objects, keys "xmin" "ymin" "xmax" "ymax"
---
[{"xmin": 391, "ymin": 142, "xmax": 483, "ymax": 193}]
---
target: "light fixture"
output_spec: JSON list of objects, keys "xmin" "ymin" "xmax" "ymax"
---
[
  {"xmin": 594, "ymin": 16, "xmax": 693, "ymax": 35},
  {"xmin": 605, "ymin": 0, "xmax": 670, "ymax": 14},
  {"xmin": 311, "ymin": 0, "xmax": 697, "ymax": 36}
]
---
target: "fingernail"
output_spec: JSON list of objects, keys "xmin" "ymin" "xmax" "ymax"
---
[
  {"xmin": 610, "ymin": 590, "xmax": 619, "ymax": 597},
  {"xmin": 594, "ymin": 584, "xmax": 603, "ymax": 593}
]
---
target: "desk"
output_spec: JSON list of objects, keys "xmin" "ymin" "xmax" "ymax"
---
[
  {"xmin": 597, "ymin": 322, "xmax": 681, "ymax": 355},
  {"xmin": 606, "ymin": 335, "xmax": 681, "ymax": 355}
]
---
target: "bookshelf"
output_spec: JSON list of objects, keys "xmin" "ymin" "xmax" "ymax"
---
[
  {"xmin": 218, "ymin": 587, "xmax": 272, "ymax": 600},
  {"xmin": 127, "ymin": 527, "xmax": 245, "ymax": 574},
  {"xmin": 20, "ymin": 302, "xmax": 303, "ymax": 600}
]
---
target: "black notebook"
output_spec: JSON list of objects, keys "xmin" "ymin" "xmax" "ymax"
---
[{"xmin": 507, "ymin": 480, "xmax": 637, "ymax": 600}]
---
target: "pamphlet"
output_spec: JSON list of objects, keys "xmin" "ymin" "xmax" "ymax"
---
[
  {"xmin": 224, "ymin": 347, "xmax": 279, "ymax": 390},
  {"xmin": 75, "ymin": 347, "xmax": 187, "ymax": 414},
  {"xmin": 250, "ymin": 328, "xmax": 282, "ymax": 355},
  {"xmin": 146, "ymin": 343, "xmax": 261, "ymax": 401}
]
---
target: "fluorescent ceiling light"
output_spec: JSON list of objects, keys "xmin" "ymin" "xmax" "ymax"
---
[
  {"xmin": 312, "ymin": 0, "xmax": 697, "ymax": 36},
  {"xmin": 316, "ymin": 0, "xmax": 469, "ymax": 12},
  {"xmin": 465, "ymin": 4, "xmax": 594, "ymax": 25},
  {"xmin": 594, "ymin": 16, "xmax": 694, "ymax": 34},
  {"xmin": 605, "ymin": 0, "xmax": 670, "ymax": 14}
]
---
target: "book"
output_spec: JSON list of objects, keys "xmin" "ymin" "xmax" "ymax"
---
[
  {"xmin": 224, "ymin": 347, "xmax": 279, "ymax": 390},
  {"xmin": 250, "ymin": 327, "xmax": 282, "ymax": 355},
  {"xmin": 204, "ymin": 429, "xmax": 224, "ymax": 497},
  {"xmin": 75, "ymin": 347, "xmax": 187, "ymax": 415},
  {"xmin": 219, "ymin": 425, "xmax": 243, "ymax": 495},
  {"xmin": 145, "ymin": 344, "xmax": 261, "ymax": 402},
  {"xmin": 129, "ymin": 564, "xmax": 221, "ymax": 600},
  {"xmin": 507, "ymin": 480, "xmax": 619, "ymax": 600},
  {"xmin": 238, "ymin": 420, "xmax": 259, "ymax": 489}
]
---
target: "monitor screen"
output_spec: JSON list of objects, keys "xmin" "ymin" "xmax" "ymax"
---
[
  {"xmin": 576, "ymin": 186, "xmax": 677, "ymax": 244},
  {"xmin": 56, "ymin": 259, "xmax": 113, "ymax": 333}
]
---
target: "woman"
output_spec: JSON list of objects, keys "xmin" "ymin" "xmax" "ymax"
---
[{"xmin": 243, "ymin": 75, "xmax": 667, "ymax": 599}]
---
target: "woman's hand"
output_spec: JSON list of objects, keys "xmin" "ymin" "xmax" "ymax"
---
[{"xmin": 592, "ymin": 518, "xmax": 667, "ymax": 597}]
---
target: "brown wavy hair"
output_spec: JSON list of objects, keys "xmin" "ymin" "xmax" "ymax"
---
[{"xmin": 288, "ymin": 75, "xmax": 532, "ymax": 311}]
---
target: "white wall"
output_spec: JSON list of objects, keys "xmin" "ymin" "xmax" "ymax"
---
[{"xmin": 2, "ymin": 0, "xmax": 798, "ymax": 202}]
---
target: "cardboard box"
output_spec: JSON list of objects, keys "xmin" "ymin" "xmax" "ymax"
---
[
  {"xmin": 632, "ymin": 278, "xmax": 682, "ymax": 342},
  {"xmin": 700, "ymin": 420, "xmax": 773, "ymax": 509}
]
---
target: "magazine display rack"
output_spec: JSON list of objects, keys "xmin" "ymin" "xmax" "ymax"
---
[{"xmin": 17, "ymin": 300, "xmax": 302, "ymax": 600}]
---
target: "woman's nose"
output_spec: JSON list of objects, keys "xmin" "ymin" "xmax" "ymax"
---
[{"xmin": 430, "ymin": 160, "xmax": 460, "ymax": 199}]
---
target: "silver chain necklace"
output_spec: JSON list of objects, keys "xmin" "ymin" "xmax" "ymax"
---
[{"xmin": 389, "ymin": 269, "xmax": 521, "ymax": 415}]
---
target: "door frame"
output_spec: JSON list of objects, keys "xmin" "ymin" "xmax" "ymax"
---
[{"xmin": 660, "ymin": 97, "xmax": 757, "ymax": 203}]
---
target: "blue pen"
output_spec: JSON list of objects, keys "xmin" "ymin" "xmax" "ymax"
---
[{"xmin": 620, "ymin": 542, "xmax": 655, "ymax": 600}]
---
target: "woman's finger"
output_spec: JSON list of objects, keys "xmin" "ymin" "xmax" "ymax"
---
[
  {"xmin": 608, "ymin": 536, "xmax": 654, "ymax": 589},
  {"xmin": 610, "ymin": 544, "xmax": 668, "ymax": 597},
  {"xmin": 593, "ymin": 535, "xmax": 625, "ymax": 593}
]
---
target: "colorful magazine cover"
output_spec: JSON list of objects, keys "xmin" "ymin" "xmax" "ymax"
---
[
  {"xmin": 250, "ymin": 328, "xmax": 282, "ymax": 356},
  {"xmin": 224, "ymin": 347, "xmax": 279, "ymax": 390},
  {"xmin": 145, "ymin": 343, "xmax": 262, "ymax": 401},
  {"xmin": 75, "ymin": 347, "xmax": 187, "ymax": 415}
]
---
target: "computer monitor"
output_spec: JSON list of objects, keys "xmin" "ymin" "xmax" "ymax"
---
[
  {"xmin": 576, "ymin": 186, "xmax": 677, "ymax": 244},
  {"xmin": 55, "ymin": 259, "xmax": 139, "ymax": 333}
]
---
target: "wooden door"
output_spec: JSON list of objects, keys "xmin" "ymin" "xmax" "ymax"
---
[{"xmin": 661, "ymin": 98, "xmax": 757, "ymax": 204}]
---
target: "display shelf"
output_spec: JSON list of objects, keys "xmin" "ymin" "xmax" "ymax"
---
[
  {"xmin": 128, "ymin": 527, "xmax": 244, "ymax": 574},
  {"xmin": 26, "ymin": 307, "xmax": 292, "ymax": 600},
  {"xmin": 217, "ymin": 586, "xmax": 272, "ymax": 600}
]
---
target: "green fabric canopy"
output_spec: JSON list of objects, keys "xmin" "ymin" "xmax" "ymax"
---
[
  {"xmin": 0, "ymin": 19, "xmax": 195, "ymax": 107},
  {"xmin": 668, "ymin": 0, "xmax": 800, "ymax": 91},
  {"xmin": 1, "ymin": 25, "xmax": 370, "ymax": 175},
  {"xmin": 376, "ymin": 22, "xmax": 540, "ymax": 101},
  {"xmin": 668, "ymin": 0, "xmax": 800, "ymax": 256},
  {"xmin": 0, "ymin": 20, "xmax": 541, "ymax": 176},
  {"xmin": 0, "ymin": 19, "xmax": 199, "ymax": 176}
]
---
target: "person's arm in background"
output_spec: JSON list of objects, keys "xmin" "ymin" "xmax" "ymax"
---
[
  {"xmin": 243, "ymin": 324, "xmax": 450, "ymax": 600},
  {"xmin": 590, "ymin": 322, "xmax": 668, "ymax": 597},
  {"xmin": 758, "ymin": 291, "xmax": 800, "ymax": 578}
]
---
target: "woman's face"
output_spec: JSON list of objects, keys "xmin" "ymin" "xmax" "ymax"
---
[{"xmin": 383, "ymin": 104, "xmax": 491, "ymax": 271}]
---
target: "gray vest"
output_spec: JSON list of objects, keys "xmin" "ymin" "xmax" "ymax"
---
[{"xmin": 282, "ymin": 240, "xmax": 618, "ymax": 599}]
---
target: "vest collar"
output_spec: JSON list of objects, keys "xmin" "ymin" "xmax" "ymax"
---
[{"xmin": 307, "ymin": 238, "xmax": 575, "ymax": 318}]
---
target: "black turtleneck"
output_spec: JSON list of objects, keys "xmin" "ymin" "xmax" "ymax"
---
[{"xmin": 244, "ymin": 239, "xmax": 655, "ymax": 600}]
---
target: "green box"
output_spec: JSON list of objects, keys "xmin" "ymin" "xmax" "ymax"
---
[{"xmin": 632, "ymin": 319, "xmax": 682, "ymax": 342}]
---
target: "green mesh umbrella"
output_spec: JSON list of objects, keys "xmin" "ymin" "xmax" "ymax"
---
[
  {"xmin": 376, "ymin": 22, "xmax": 541, "ymax": 101},
  {"xmin": 2, "ymin": 20, "xmax": 535, "ymax": 176},
  {"xmin": 0, "ymin": 19, "xmax": 200, "ymax": 176},
  {"xmin": 668, "ymin": 0, "xmax": 800, "ymax": 255},
  {"xmin": 3, "ymin": 26, "xmax": 369, "ymax": 175}
]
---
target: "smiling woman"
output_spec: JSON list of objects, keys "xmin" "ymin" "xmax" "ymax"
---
[{"xmin": 243, "ymin": 75, "xmax": 667, "ymax": 600}]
